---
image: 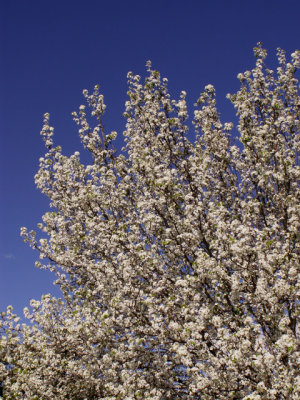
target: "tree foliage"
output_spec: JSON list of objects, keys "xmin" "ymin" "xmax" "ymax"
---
[{"xmin": 1, "ymin": 45, "xmax": 300, "ymax": 399}]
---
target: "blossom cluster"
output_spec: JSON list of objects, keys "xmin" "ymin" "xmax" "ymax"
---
[{"xmin": 1, "ymin": 45, "xmax": 299, "ymax": 399}]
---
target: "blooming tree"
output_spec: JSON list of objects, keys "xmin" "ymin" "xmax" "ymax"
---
[{"xmin": 1, "ymin": 44, "xmax": 299, "ymax": 399}]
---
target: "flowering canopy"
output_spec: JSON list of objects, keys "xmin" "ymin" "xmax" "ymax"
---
[{"xmin": 1, "ymin": 44, "xmax": 299, "ymax": 399}]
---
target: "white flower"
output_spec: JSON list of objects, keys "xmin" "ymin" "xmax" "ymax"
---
[
  {"xmin": 205, "ymin": 84, "xmax": 214, "ymax": 92},
  {"xmin": 4, "ymin": 46, "xmax": 299, "ymax": 399}
]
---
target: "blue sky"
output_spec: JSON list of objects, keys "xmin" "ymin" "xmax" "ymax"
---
[{"xmin": 1, "ymin": 0, "xmax": 299, "ymax": 318}]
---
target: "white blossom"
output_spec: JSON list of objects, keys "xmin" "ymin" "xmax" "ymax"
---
[{"xmin": 1, "ymin": 44, "xmax": 299, "ymax": 400}]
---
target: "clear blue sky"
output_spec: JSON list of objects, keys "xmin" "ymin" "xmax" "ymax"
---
[{"xmin": 1, "ymin": 0, "xmax": 299, "ymax": 318}]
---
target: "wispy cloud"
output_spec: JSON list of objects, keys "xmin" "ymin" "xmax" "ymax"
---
[{"xmin": 3, "ymin": 253, "xmax": 16, "ymax": 259}]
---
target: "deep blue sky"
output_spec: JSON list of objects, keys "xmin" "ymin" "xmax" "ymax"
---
[{"xmin": 1, "ymin": 0, "xmax": 299, "ymax": 318}]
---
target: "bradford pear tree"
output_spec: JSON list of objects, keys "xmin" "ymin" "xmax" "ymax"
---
[{"xmin": 0, "ymin": 44, "xmax": 299, "ymax": 399}]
